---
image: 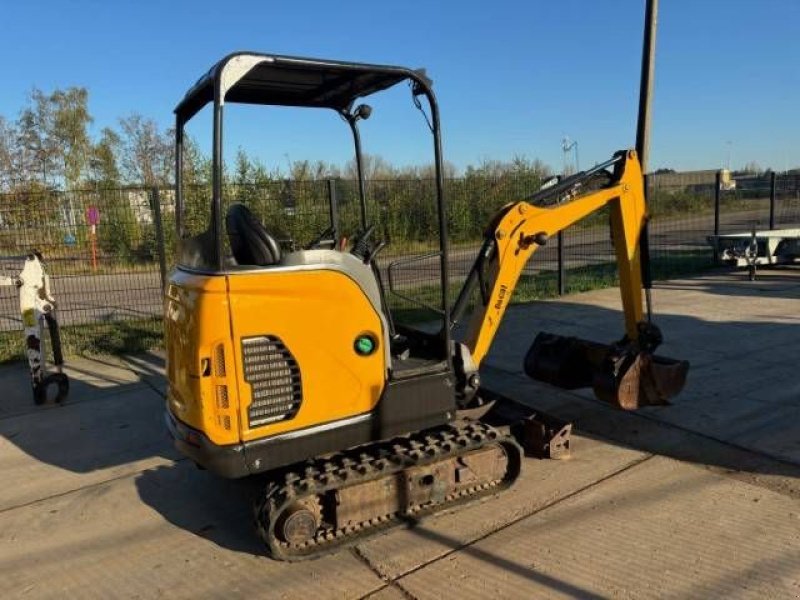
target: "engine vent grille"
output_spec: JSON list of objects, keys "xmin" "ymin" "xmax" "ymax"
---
[{"xmin": 242, "ymin": 335, "xmax": 302, "ymax": 428}]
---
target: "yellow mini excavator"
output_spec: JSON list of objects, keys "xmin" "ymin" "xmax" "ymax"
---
[{"xmin": 165, "ymin": 52, "xmax": 689, "ymax": 560}]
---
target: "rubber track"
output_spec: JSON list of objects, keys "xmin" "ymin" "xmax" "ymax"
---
[{"xmin": 254, "ymin": 421, "xmax": 522, "ymax": 561}]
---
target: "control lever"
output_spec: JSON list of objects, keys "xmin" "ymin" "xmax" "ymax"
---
[
  {"xmin": 350, "ymin": 225, "xmax": 376, "ymax": 260},
  {"xmin": 365, "ymin": 240, "xmax": 386, "ymax": 263},
  {"xmin": 305, "ymin": 226, "xmax": 336, "ymax": 250}
]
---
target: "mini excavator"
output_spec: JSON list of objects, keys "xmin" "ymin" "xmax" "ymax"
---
[{"xmin": 164, "ymin": 53, "xmax": 689, "ymax": 560}]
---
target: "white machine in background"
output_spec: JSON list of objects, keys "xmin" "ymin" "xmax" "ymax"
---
[
  {"xmin": 0, "ymin": 252, "xmax": 69, "ymax": 403},
  {"xmin": 708, "ymin": 227, "xmax": 800, "ymax": 280}
]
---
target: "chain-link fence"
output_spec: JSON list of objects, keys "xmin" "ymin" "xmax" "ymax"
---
[
  {"xmin": 0, "ymin": 187, "xmax": 167, "ymax": 359},
  {"xmin": 1, "ymin": 170, "xmax": 798, "ymax": 359}
]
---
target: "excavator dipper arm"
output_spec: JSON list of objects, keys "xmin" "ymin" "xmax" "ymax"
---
[{"xmin": 453, "ymin": 150, "xmax": 688, "ymax": 410}]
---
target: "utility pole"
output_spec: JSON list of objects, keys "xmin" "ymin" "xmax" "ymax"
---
[
  {"xmin": 636, "ymin": 0, "xmax": 657, "ymax": 172},
  {"xmin": 636, "ymin": 0, "xmax": 658, "ymax": 323}
]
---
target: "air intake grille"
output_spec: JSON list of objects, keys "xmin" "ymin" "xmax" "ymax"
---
[{"xmin": 242, "ymin": 335, "xmax": 302, "ymax": 428}]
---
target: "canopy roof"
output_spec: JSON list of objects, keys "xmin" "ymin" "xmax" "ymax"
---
[{"xmin": 175, "ymin": 52, "xmax": 430, "ymax": 122}]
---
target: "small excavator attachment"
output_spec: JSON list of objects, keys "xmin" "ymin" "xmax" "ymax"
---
[{"xmin": 524, "ymin": 327, "xmax": 689, "ymax": 410}]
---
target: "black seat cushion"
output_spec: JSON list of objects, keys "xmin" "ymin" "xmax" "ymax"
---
[{"xmin": 225, "ymin": 203, "xmax": 282, "ymax": 266}]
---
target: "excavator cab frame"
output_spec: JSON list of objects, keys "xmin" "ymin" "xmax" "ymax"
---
[{"xmin": 173, "ymin": 52, "xmax": 453, "ymax": 366}]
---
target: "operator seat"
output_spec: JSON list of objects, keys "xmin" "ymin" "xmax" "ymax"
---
[{"xmin": 226, "ymin": 203, "xmax": 282, "ymax": 266}]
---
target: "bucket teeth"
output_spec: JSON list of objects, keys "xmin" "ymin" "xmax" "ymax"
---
[{"xmin": 524, "ymin": 330, "xmax": 689, "ymax": 410}]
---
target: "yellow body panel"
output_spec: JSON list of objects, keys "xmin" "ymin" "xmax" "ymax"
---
[
  {"xmin": 165, "ymin": 266, "xmax": 386, "ymax": 446},
  {"xmin": 165, "ymin": 271, "xmax": 240, "ymax": 446},
  {"xmin": 227, "ymin": 270, "xmax": 385, "ymax": 442}
]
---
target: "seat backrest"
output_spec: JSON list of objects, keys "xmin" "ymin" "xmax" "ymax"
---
[{"xmin": 225, "ymin": 203, "xmax": 282, "ymax": 266}]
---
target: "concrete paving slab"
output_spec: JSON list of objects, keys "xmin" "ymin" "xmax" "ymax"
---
[
  {"xmin": 639, "ymin": 393, "xmax": 784, "ymax": 442},
  {"xmin": 672, "ymin": 357, "xmax": 799, "ymax": 402},
  {"xmin": 395, "ymin": 457, "xmax": 800, "ymax": 600},
  {"xmin": 754, "ymin": 337, "xmax": 800, "ymax": 366},
  {"xmin": 706, "ymin": 321, "xmax": 800, "ymax": 358},
  {"xmin": 0, "ymin": 385, "xmax": 175, "ymax": 511},
  {"xmin": 481, "ymin": 367, "xmax": 800, "ymax": 495},
  {"xmin": 744, "ymin": 377, "xmax": 800, "ymax": 405},
  {"xmin": 485, "ymin": 357, "xmax": 799, "ymax": 457},
  {"xmin": 0, "ymin": 462, "xmax": 384, "ymax": 600},
  {"xmin": 485, "ymin": 270, "xmax": 800, "ymax": 469},
  {"xmin": 0, "ymin": 355, "xmax": 151, "ymax": 418},
  {"xmin": 361, "ymin": 585, "xmax": 408, "ymax": 600},
  {"xmin": 112, "ymin": 350, "xmax": 167, "ymax": 396},
  {"xmin": 631, "ymin": 360, "xmax": 800, "ymax": 444},
  {"xmin": 729, "ymin": 406, "xmax": 800, "ymax": 465},
  {"xmin": 355, "ymin": 435, "xmax": 648, "ymax": 581},
  {"xmin": 0, "ymin": 269, "xmax": 796, "ymax": 599}
]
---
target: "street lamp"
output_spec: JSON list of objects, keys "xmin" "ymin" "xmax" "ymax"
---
[{"xmin": 561, "ymin": 136, "xmax": 579, "ymax": 175}]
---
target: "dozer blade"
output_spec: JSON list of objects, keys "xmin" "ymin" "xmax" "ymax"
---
[{"xmin": 523, "ymin": 332, "xmax": 689, "ymax": 410}]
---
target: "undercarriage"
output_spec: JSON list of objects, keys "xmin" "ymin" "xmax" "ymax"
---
[{"xmin": 254, "ymin": 421, "xmax": 522, "ymax": 561}]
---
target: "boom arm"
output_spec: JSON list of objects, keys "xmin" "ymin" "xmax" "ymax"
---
[
  {"xmin": 451, "ymin": 150, "xmax": 688, "ymax": 410},
  {"xmin": 462, "ymin": 150, "xmax": 646, "ymax": 366}
]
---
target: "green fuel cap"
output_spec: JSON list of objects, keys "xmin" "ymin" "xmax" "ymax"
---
[{"xmin": 355, "ymin": 335, "xmax": 376, "ymax": 356}]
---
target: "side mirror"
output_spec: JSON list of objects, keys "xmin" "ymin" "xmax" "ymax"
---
[{"xmin": 354, "ymin": 104, "xmax": 372, "ymax": 121}]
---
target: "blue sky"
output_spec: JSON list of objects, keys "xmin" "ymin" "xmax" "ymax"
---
[{"xmin": 1, "ymin": 0, "xmax": 798, "ymax": 173}]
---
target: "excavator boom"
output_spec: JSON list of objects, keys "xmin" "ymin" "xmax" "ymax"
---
[{"xmin": 452, "ymin": 150, "xmax": 688, "ymax": 409}]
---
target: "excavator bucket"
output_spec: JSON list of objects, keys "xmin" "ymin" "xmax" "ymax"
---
[{"xmin": 523, "ymin": 332, "xmax": 689, "ymax": 410}]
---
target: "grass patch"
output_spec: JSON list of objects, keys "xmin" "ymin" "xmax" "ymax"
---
[
  {"xmin": 391, "ymin": 250, "xmax": 714, "ymax": 325},
  {"xmin": 0, "ymin": 317, "xmax": 163, "ymax": 364},
  {"xmin": 517, "ymin": 250, "xmax": 713, "ymax": 301}
]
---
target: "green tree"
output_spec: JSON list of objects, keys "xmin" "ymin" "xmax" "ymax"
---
[
  {"xmin": 87, "ymin": 127, "xmax": 121, "ymax": 187},
  {"xmin": 51, "ymin": 87, "xmax": 92, "ymax": 187},
  {"xmin": 344, "ymin": 153, "xmax": 395, "ymax": 180},
  {"xmin": 118, "ymin": 113, "xmax": 173, "ymax": 185},
  {"xmin": 11, "ymin": 87, "xmax": 94, "ymax": 189},
  {"xmin": 97, "ymin": 192, "xmax": 140, "ymax": 264},
  {"xmin": 233, "ymin": 147, "xmax": 252, "ymax": 182},
  {"xmin": 0, "ymin": 117, "xmax": 16, "ymax": 190},
  {"xmin": 16, "ymin": 88, "xmax": 59, "ymax": 187}
]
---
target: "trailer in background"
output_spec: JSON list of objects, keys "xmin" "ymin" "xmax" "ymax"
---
[{"xmin": 708, "ymin": 227, "xmax": 800, "ymax": 280}]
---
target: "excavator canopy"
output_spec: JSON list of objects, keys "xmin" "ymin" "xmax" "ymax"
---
[{"xmin": 174, "ymin": 52, "xmax": 431, "ymax": 122}]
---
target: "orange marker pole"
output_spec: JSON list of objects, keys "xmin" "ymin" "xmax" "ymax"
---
[{"xmin": 91, "ymin": 224, "xmax": 97, "ymax": 271}]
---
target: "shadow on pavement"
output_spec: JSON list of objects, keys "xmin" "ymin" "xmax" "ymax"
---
[
  {"xmin": 0, "ymin": 350, "xmax": 174, "ymax": 475},
  {"xmin": 404, "ymin": 523, "xmax": 607, "ymax": 599},
  {"xmin": 658, "ymin": 267, "xmax": 800, "ymax": 297},
  {"xmin": 483, "ymin": 270, "xmax": 800, "ymax": 478},
  {"xmin": 134, "ymin": 463, "xmax": 268, "ymax": 556}
]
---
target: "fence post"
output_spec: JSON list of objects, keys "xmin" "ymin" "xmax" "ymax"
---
[
  {"xmin": 769, "ymin": 171, "xmax": 777, "ymax": 230},
  {"xmin": 557, "ymin": 231, "xmax": 565, "ymax": 296},
  {"xmin": 150, "ymin": 187, "xmax": 168, "ymax": 293},
  {"xmin": 713, "ymin": 170, "xmax": 721, "ymax": 263},
  {"xmin": 327, "ymin": 178, "xmax": 339, "ymax": 239}
]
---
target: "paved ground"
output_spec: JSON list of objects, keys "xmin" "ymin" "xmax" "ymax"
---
[{"xmin": 0, "ymin": 268, "xmax": 799, "ymax": 598}]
